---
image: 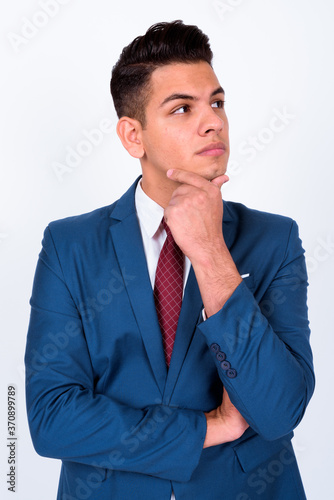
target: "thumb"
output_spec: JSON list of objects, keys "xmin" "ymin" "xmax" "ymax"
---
[{"xmin": 211, "ymin": 174, "xmax": 229, "ymax": 189}]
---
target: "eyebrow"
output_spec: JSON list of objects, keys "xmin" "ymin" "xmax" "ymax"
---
[{"xmin": 160, "ymin": 86, "xmax": 225, "ymax": 107}]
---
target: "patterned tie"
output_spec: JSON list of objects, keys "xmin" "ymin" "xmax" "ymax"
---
[{"xmin": 154, "ymin": 218, "xmax": 184, "ymax": 367}]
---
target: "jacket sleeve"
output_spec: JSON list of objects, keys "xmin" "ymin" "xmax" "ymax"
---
[
  {"xmin": 197, "ymin": 219, "xmax": 315, "ymax": 441},
  {"xmin": 25, "ymin": 226, "xmax": 207, "ymax": 483}
]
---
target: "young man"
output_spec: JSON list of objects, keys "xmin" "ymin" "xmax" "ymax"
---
[{"xmin": 25, "ymin": 21, "xmax": 314, "ymax": 500}]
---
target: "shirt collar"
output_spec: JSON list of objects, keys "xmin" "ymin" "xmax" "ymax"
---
[{"xmin": 135, "ymin": 180, "xmax": 164, "ymax": 238}]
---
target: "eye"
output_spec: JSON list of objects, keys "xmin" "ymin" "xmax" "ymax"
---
[
  {"xmin": 172, "ymin": 104, "xmax": 190, "ymax": 115},
  {"xmin": 212, "ymin": 100, "xmax": 225, "ymax": 109}
]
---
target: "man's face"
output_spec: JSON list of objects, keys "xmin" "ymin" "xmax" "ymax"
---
[{"xmin": 140, "ymin": 61, "xmax": 229, "ymax": 182}]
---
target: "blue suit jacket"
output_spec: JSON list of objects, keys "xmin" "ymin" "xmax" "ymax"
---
[{"xmin": 25, "ymin": 176, "xmax": 315, "ymax": 500}]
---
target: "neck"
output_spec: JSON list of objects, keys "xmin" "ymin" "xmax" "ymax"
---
[{"xmin": 140, "ymin": 170, "xmax": 181, "ymax": 208}]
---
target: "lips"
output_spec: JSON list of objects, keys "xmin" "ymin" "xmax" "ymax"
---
[{"xmin": 197, "ymin": 142, "xmax": 226, "ymax": 156}]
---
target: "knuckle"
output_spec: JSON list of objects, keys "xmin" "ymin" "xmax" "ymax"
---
[
  {"xmin": 196, "ymin": 192, "xmax": 207, "ymax": 205},
  {"xmin": 183, "ymin": 197, "xmax": 192, "ymax": 209}
]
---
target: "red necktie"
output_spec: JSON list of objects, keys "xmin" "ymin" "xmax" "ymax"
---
[{"xmin": 154, "ymin": 218, "xmax": 184, "ymax": 366}]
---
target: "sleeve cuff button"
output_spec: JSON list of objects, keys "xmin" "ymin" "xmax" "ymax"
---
[
  {"xmin": 216, "ymin": 351, "xmax": 226, "ymax": 362},
  {"xmin": 226, "ymin": 368, "xmax": 237, "ymax": 379},
  {"xmin": 210, "ymin": 343, "xmax": 220, "ymax": 353},
  {"xmin": 220, "ymin": 360, "xmax": 231, "ymax": 370}
]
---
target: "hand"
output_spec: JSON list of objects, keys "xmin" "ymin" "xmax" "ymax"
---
[
  {"xmin": 203, "ymin": 387, "xmax": 249, "ymax": 448},
  {"xmin": 164, "ymin": 169, "xmax": 229, "ymax": 263},
  {"xmin": 165, "ymin": 168, "xmax": 241, "ymax": 317}
]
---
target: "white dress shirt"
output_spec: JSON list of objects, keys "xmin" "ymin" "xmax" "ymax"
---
[
  {"xmin": 135, "ymin": 180, "xmax": 191, "ymax": 292},
  {"xmin": 135, "ymin": 180, "xmax": 190, "ymax": 500}
]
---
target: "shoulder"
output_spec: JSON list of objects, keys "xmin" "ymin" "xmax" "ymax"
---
[
  {"xmin": 223, "ymin": 202, "xmax": 305, "ymax": 292},
  {"xmin": 223, "ymin": 200, "xmax": 303, "ymax": 263},
  {"xmin": 224, "ymin": 200, "xmax": 296, "ymax": 238},
  {"xmin": 223, "ymin": 201, "xmax": 304, "ymax": 280},
  {"xmin": 46, "ymin": 176, "xmax": 140, "ymax": 242},
  {"xmin": 45, "ymin": 201, "xmax": 119, "ymax": 246},
  {"xmin": 50, "ymin": 201, "xmax": 119, "ymax": 230}
]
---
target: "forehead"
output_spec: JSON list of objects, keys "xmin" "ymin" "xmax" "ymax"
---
[{"xmin": 148, "ymin": 62, "xmax": 223, "ymax": 105}]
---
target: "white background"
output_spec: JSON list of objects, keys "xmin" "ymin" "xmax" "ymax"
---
[{"xmin": 1, "ymin": 0, "xmax": 333, "ymax": 498}]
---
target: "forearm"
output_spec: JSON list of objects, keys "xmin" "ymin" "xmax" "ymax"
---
[
  {"xmin": 191, "ymin": 239, "xmax": 242, "ymax": 317},
  {"xmin": 26, "ymin": 375, "xmax": 207, "ymax": 481},
  {"xmin": 203, "ymin": 387, "xmax": 249, "ymax": 448},
  {"xmin": 198, "ymin": 280, "xmax": 314, "ymax": 440},
  {"xmin": 203, "ymin": 410, "xmax": 243, "ymax": 448},
  {"xmin": 204, "ymin": 411, "xmax": 226, "ymax": 448},
  {"xmin": 192, "ymin": 218, "xmax": 314, "ymax": 442},
  {"xmin": 25, "ymin": 301, "xmax": 207, "ymax": 482}
]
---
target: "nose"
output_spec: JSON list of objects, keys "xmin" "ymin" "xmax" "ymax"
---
[{"xmin": 198, "ymin": 106, "xmax": 225, "ymax": 136}]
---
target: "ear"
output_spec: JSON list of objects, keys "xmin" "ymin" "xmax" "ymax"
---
[{"xmin": 116, "ymin": 117, "xmax": 145, "ymax": 159}]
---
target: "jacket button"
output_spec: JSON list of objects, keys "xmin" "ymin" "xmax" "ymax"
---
[
  {"xmin": 227, "ymin": 368, "xmax": 237, "ymax": 379},
  {"xmin": 210, "ymin": 343, "xmax": 220, "ymax": 353},
  {"xmin": 220, "ymin": 360, "xmax": 231, "ymax": 370},
  {"xmin": 216, "ymin": 351, "xmax": 226, "ymax": 362}
]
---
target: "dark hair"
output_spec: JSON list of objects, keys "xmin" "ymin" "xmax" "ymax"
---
[{"xmin": 110, "ymin": 20, "xmax": 213, "ymax": 127}]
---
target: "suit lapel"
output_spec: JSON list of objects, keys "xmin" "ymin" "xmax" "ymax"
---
[
  {"xmin": 222, "ymin": 200, "xmax": 236, "ymax": 250},
  {"xmin": 163, "ymin": 266, "xmax": 203, "ymax": 402},
  {"xmin": 108, "ymin": 177, "xmax": 167, "ymax": 395}
]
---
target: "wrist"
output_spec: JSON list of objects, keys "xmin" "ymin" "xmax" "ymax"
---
[
  {"xmin": 189, "ymin": 237, "xmax": 227, "ymax": 269},
  {"xmin": 192, "ymin": 244, "xmax": 242, "ymax": 317}
]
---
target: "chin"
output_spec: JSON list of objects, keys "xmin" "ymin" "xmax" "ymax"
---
[
  {"xmin": 205, "ymin": 161, "xmax": 228, "ymax": 179},
  {"xmin": 206, "ymin": 167, "xmax": 227, "ymax": 181}
]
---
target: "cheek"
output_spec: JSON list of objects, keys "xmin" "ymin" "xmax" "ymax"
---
[
  {"xmin": 145, "ymin": 131, "xmax": 174, "ymax": 166},
  {"xmin": 166, "ymin": 128, "xmax": 191, "ymax": 150},
  {"xmin": 160, "ymin": 129, "xmax": 187, "ymax": 155},
  {"xmin": 144, "ymin": 123, "xmax": 192, "ymax": 166}
]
